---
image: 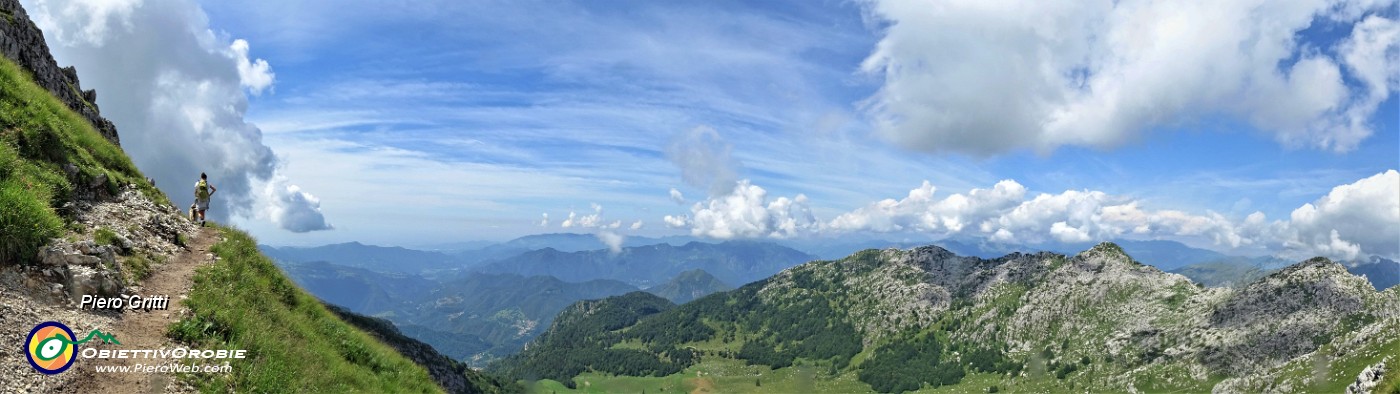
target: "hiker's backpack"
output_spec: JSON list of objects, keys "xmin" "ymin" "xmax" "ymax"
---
[{"xmin": 195, "ymin": 180, "xmax": 210, "ymax": 199}]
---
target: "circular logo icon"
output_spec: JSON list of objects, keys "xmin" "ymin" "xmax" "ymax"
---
[{"xmin": 25, "ymin": 321, "xmax": 76, "ymax": 374}]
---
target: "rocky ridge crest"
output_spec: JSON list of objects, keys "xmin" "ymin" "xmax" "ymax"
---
[
  {"xmin": 754, "ymin": 241, "xmax": 1398, "ymax": 391},
  {"xmin": 0, "ymin": 0, "xmax": 120, "ymax": 145}
]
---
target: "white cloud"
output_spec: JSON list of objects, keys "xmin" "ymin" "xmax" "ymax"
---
[
  {"xmin": 25, "ymin": 0, "xmax": 328, "ymax": 233},
  {"xmin": 828, "ymin": 179, "xmax": 1026, "ymax": 233},
  {"xmin": 669, "ymin": 188, "xmax": 686, "ymax": 205},
  {"xmin": 1281, "ymin": 170, "xmax": 1398, "ymax": 260},
  {"xmin": 670, "ymin": 180, "xmax": 818, "ymax": 239},
  {"xmin": 666, "ymin": 126, "xmax": 739, "ymax": 196},
  {"xmin": 596, "ymin": 231, "xmax": 624, "ymax": 254},
  {"xmin": 667, "ymin": 171, "xmax": 1399, "ymax": 260},
  {"xmin": 230, "ymin": 39, "xmax": 274, "ymax": 95},
  {"xmin": 538, "ymin": 213, "xmax": 549, "ymax": 227},
  {"xmin": 858, "ymin": 0, "xmax": 1398, "ymax": 154},
  {"xmin": 26, "ymin": 0, "xmax": 141, "ymax": 46},
  {"xmin": 560, "ymin": 203, "xmax": 606, "ymax": 228},
  {"xmin": 1334, "ymin": 15, "xmax": 1400, "ymax": 147},
  {"xmin": 630, "ymin": 220, "xmax": 643, "ymax": 230},
  {"xmin": 1049, "ymin": 222, "xmax": 1091, "ymax": 243},
  {"xmin": 663, "ymin": 214, "xmax": 690, "ymax": 228},
  {"xmin": 261, "ymin": 177, "xmax": 331, "ymax": 233}
]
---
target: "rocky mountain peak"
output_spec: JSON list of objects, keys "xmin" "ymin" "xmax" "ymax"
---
[
  {"xmin": 1260, "ymin": 255, "xmax": 1355, "ymax": 284},
  {"xmin": 0, "ymin": 0, "xmax": 120, "ymax": 145},
  {"xmin": 1076, "ymin": 241, "xmax": 1134, "ymax": 261}
]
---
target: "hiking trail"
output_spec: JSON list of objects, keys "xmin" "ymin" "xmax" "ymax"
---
[{"xmin": 58, "ymin": 226, "xmax": 220, "ymax": 394}]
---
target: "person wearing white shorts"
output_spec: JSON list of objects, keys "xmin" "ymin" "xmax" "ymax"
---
[{"xmin": 194, "ymin": 172, "xmax": 216, "ymax": 226}]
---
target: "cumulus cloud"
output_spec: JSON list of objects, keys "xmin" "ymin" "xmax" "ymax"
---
[
  {"xmin": 560, "ymin": 203, "xmax": 604, "ymax": 228},
  {"xmin": 538, "ymin": 213, "xmax": 549, "ymax": 227},
  {"xmin": 1281, "ymin": 170, "xmax": 1398, "ymax": 260},
  {"xmin": 829, "ymin": 180, "xmax": 1249, "ymax": 249},
  {"xmin": 630, "ymin": 220, "xmax": 643, "ymax": 230},
  {"xmin": 666, "ymin": 126, "xmax": 739, "ymax": 196},
  {"xmin": 26, "ymin": 0, "xmax": 330, "ymax": 232},
  {"xmin": 827, "ymin": 180, "xmax": 1026, "ymax": 233},
  {"xmin": 858, "ymin": 0, "xmax": 1399, "ymax": 154},
  {"xmin": 663, "ymin": 214, "xmax": 690, "ymax": 228},
  {"xmin": 596, "ymin": 231, "xmax": 624, "ymax": 254},
  {"xmin": 26, "ymin": 0, "xmax": 140, "ymax": 46},
  {"xmin": 230, "ymin": 39, "xmax": 274, "ymax": 95},
  {"xmin": 666, "ymin": 171, "xmax": 1400, "ymax": 260},
  {"xmin": 262, "ymin": 178, "xmax": 332, "ymax": 233},
  {"xmin": 669, "ymin": 180, "xmax": 818, "ymax": 239},
  {"xmin": 669, "ymin": 188, "xmax": 686, "ymax": 205}
]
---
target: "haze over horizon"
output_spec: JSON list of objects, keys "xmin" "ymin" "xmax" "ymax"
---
[{"xmin": 24, "ymin": 0, "xmax": 1399, "ymax": 261}]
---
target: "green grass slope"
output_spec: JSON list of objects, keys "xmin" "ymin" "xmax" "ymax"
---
[
  {"xmin": 0, "ymin": 57, "xmax": 162, "ymax": 264},
  {"xmin": 169, "ymin": 227, "xmax": 446, "ymax": 393}
]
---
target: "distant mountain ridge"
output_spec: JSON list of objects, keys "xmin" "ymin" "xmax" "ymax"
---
[
  {"xmin": 449, "ymin": 233, "xmax": 702, "ymax": 265},
  {"xmin": 274, "ymin": 260, "xmax": 435, "ymax": 315},
  {"xmin": 405, "ymin": 273, "xmax": 639, "ymax": 365},
  {"xmin": 1171, "ymin": 255, "xmax": 1397, "ymax": 291},
  {"xmin": 492, "ymin": 242, "xmax": 1400, "ymax": 393},
  {"xmin": 474, "ymin": 240, "xmax": 816, "ymax": 287},
  {"xmin": 782, "ymin": 236, "xmax": 1231, "ymax": 271},
  {"xmin": 645, "ymin": 269, "xmax": 732, "ymax": 304},
  {"xmin": 1349, "ymin": 256, "xmax": 1400, "ymax": 290},
  {"xmin": 261, "ymin": 242, "xmax": 464, "ymax": 274},
  {"xmin": 1170, "ymin": 257, "xmax": 1274, "ymax": 288}
]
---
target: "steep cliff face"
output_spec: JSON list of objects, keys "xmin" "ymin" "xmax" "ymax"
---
[{"xmin": 0, "ymin": 0, "xmax": 120, "ymax": 145}]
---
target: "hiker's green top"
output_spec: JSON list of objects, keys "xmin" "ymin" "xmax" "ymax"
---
[{"xmin": 195, "ymin": 179, "xmax": 211, "ymax": 199}]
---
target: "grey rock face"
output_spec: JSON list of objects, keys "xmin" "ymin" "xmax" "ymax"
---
[
  {"xmin": 1346, "ymin": 359, "xmax": 1387, "ymax": 394},
  {"xmin": 0, "ymin": 0, "xmax": 120, "ymax": 145},
  {"xmin": 67, "ymin": 264, "xmax": 121, "ymax": 302},
  {"xmin": 34, "ymin": 238, "xmax": 125, "ymax": 303}
]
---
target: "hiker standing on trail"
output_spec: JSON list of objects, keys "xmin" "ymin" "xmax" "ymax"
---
[{"xmin": 194, "ymin": 172, "xmax": 216, "ymax": 226}]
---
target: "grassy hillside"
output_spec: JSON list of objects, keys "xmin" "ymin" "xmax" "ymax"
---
[
  {"xmin": 0, "ymin": 57, "xmax": 162, "ymax": 264},
  {"xmin": 0, "ymin": 53, "xmax": 499, "ymax": 392},
  {"xmin": 169, "ymin": 227, "xmax": 446, "ymax": 393},
  {"xmin": 325, "ymin": 303, "xmax": 522, "ymax": 394}
]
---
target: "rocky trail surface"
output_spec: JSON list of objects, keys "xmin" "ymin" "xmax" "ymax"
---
[
  {"xmin": 0, "ymin": 226, "xmax": 217, "ymax": 394},
  {"xmin": 55, "ymin": 226, "xmax": 219, "ymax": 394}
]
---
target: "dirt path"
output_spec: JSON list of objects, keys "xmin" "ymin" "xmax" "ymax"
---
[
  {"xmin": 687, "ymin": 375, "xmax": 716, "ymax": 394},
  {"xmin": 59, "ymin": 226, "xmax": 220, "ymax": 394}
]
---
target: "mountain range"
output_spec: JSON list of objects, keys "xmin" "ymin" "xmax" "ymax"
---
[
  {"xmin": 491, "ymin": 243, "xmax": 1399, "ymax": 393},
  {"xmin": 268, "ymin": 233, "xmax": 1396, "ymax": 377},
  {"xmin": 645, "ymin": 269, "xmax": 733, "ymax": 304},
  {"xmin": 275, "ymin": 259, "xmax": 738, "ymax": 366},
  {"xmin": 261, "ymin": 242, "xmax": 465, "ymax": 274},
  {"xmin": 472, "ymin": 240, "xmax": 816, "ymax": 287}
]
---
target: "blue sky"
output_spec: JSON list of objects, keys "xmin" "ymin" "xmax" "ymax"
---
[{"xmin": 29, "ymin": 0, "xmax": 1399, "ymax": 259}]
